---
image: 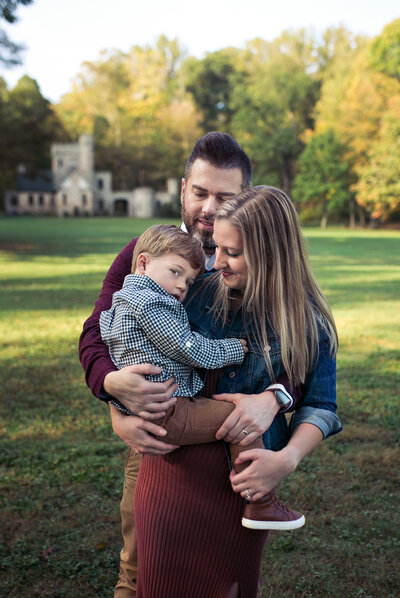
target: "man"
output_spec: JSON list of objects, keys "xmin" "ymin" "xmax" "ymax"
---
[{"xmin": 79, "ymin": 132, "xmax": 293, "ymax": 597}]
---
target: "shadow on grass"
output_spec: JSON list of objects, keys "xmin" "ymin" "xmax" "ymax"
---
[
  {"xmin": 0, "ymin": 217, "xmax": 180, "ymax": 260},
  {"xmin": 0, "ymin": 272, "xmax": 112, "ymax": 312},
  {"xmin": 337, "ymin": 347, "xmax": 400, "ymax": 432},
  {"xmin": 1, "ymin": 271, "xmax": 399, "ymax": 317},
  {"xmin": 0, "ymin": 357, "xmax": 127, "ymax": 596}
]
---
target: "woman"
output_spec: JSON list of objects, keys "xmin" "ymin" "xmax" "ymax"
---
[{"xmin": 134, "ymin": 186, "xmax": 341, "ymax": 598}]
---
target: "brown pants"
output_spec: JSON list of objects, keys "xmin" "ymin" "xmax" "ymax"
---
[
  {"xmin": 157, "ymin": 395, "xmax": 263, "ymax": 466},
  {"xmin": 114, "ymin": 396, "xmax": 263, "ymax": 597},
  {"xmin": 114, "ymin": 449, "xmax": 142, "ymax": 598}
]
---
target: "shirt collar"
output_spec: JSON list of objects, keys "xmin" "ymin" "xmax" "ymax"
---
[
  {"xmin": 180, "ymin": 222, "xmax": 215, "ymax": 271},
  {"xmin": 123, "ymin": 273, "xmax": 171, "ymax": 297}
]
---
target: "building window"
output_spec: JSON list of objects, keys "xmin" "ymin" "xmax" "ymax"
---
[
  {"xmin": 57, "ymin": 159, "xmax": 63, "ymax": 168},
  {"xmin": 39, "ymin": 195, "xmax": 44, "ymax": 206},
  {"xmin": 11, "ymin": 195, "xmax": 19, "ymax": 206},
  {"xmin": 98, "ymin": 199, "xmax": 104, "ymax": 211},
  {"xmin": 62, "ymin": 194, "xmax": 67, "ymax": 205},
  {"xmin": 28, "ymin": 195, "xmax": 34, "ymax": 206},
  {"xmin": 82, "ymin": 194, "xmax": 87, "ymax": 205},
  {"xmin": 98, "ymin": 178, "xmax": 103, "ymax": 189}
]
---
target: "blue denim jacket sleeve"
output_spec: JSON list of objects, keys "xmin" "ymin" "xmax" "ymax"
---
[
  {"xmin": 289, "ymin": 336, "xmax": 342, "ymax": 439},
  {"xmin": 185, "ymin": 278, "xmax": 342, "ymax": 447},
  {"xmin": 290, "ymin": 406, "xmax": 342, "ymax": 439}
]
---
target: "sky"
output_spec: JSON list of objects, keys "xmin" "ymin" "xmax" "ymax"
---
[{"xmin": 1, "ymin": 0, "xmax": 399, "ymax": 103}]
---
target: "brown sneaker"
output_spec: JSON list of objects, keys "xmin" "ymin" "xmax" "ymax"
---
[{"xmin": 242, "ymin": 490, "xmax": 305, "ymax": 530}]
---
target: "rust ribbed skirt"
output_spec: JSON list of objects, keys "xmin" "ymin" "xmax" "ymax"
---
[{"xmin": 134, "ymin": 441, "xmax": 269, "ymax": 598}]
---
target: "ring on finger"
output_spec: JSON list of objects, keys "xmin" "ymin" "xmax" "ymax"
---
[
  {"xmin": 242, "ymin": 428, "xmax": 249, "ymax": 435},
  {"xmin": 245, "ymin": 489, "xmax": 252, "ymax": 500}
]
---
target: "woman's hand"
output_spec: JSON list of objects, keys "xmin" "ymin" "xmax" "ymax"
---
[
  {"xmin": 104, "ymin": 364, "xmax": 178, "ymax": 419},
  {"xmin": 229, "ymin": 447, "xmax": 297, "ymax": 501},
  {"xmin": 109, "ymin": 404, "xmax": 179, "ymax": 455},
  {"xmin": 230, "ymin": 423, "xmax": 324, "ymax": 501},
  {"xmin": 213, "ymin": 390, "xmax": 280, "ymax": 445}
]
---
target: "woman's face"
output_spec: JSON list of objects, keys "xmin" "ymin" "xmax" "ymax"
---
[{"xmin": 213, "ymin": 219, "xmax": 248, "ymax": 293}]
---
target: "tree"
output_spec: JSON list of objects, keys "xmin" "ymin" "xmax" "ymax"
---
[
  {"xmin": 56, "ymin": 36, "xmax": 201, "ymax": 189},
  {"xmin": 293, "ymin": 130, "xmax": 352, "ymax": 228},
  {"xmin": 355, "ymin": 95, "xmax": 400, "ymax": 221},
  {"xmin": 183, "ymin": 47, "xmax": 246, "ymax": 131},
  {"xmin": 369, "ymin": 18, "xmax": 400, "ymax": 81},
  {"xmin": 0, "ymin": 0, "xmax": 33, "ymax": 67},
  {"xmin": 5, "ymin": 75, "xmax": 67, "ymax": 165},
  {"xmin": 0, "ymin": 75, "xmax": 69, "ymax": 208},
  {"xmin": 315, "ymin": 36, "xmax": 399, "ymax": 220},
  {"xmin": 230, "ymin": 30, "xmax": 320, "ymax": 193}
]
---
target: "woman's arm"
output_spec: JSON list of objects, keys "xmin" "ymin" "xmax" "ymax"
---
[
  {"xmin": 212, "ymin": 373, "xmax": 303, "ymax": 446},
  {"xmin": 213, "ymin": 389, "xmax": 281, "ymax": 445},
  {"xmin": 214, "ymin": 337, "xmax": 340, "ymax": 445},
  {"xmin": 229, "ymin": 423, "xmax": 324, "ymax": 501}
]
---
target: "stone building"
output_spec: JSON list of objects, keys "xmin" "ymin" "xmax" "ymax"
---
[{"xmin": 5, "ymin": 135, "xmax": 178, "ymax": 217}]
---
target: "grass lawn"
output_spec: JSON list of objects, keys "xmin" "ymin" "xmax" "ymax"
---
[{"xmin": 0, "ymin": 217, "xmax": 399, "ymax": 598}]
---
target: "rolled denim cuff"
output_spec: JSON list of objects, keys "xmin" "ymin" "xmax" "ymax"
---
[{"xmin": 290, "ymin": 406, "xmax": 342, "ymax": 439}]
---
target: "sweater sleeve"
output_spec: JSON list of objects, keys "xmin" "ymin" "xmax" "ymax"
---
[{"xmin": 78, "ymin": 238, "xmax": 138, "ymax": 399}]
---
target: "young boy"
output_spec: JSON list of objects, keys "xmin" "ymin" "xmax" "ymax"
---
[{"xmin": 100, "ymin": 224, "xmax": 304, "ymax": 530}]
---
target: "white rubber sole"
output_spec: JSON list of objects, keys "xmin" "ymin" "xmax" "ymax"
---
[{"xmin": 242, "ymin": 514, "xmax": 306, "ymax": 530}]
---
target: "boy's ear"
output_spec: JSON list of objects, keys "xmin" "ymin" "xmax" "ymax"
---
[{"xmin": 136, "ymin": 253, "xmax": 149, "ymax": 274}]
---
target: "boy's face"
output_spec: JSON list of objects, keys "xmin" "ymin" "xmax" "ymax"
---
[{"xmin": 137, "ymin": 252, "xmax": 200, "ymax": 302}]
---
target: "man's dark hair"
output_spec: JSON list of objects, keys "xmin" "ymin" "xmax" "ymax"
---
[{"xmin": 185, "ymin": 132, "xmax": 252, "ymax": 188}]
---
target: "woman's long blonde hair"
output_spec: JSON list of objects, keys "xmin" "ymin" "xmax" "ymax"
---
[{"xmin": 212, "ymin": 186, "xmax": 338, "ymax": 386}]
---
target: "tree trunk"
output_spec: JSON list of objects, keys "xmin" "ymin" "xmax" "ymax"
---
[
  {"xmin": 359, "ymin": 205, "xmax": 367, "ymax": 227},
  {"xmin": 281, "ymin": 165, "xmax": 291, "ymax": 196},
  {"xmin": 349, "ymin": 198, "xmax": 356, "ymax": 229},
  {"xmin": 321, "ymin": 201, "xmax": 328, "ymax": 229}
]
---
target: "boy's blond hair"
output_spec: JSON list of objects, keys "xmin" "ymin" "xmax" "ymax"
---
[{"xmin": 131, "ymin": 225, "xmax": 205, "ymax": 275}]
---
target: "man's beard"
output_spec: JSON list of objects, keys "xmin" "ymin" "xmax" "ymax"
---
[{"xmin": 181, "ymin": 198, "xmax": 216, "ymax": 252}]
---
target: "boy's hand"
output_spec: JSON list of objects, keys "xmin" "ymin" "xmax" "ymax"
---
[{"xmin": 239, "ymin": 339, "xmax": 248, "ymax": 353}]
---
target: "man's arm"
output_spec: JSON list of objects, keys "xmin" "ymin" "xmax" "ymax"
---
[
  {"xmin": 79, "ymin": 239, "xmax": 137, "ymax": 398},
  {"xmin": 79, "ymin": 237, "xmax": 178, "ymax": 420}
]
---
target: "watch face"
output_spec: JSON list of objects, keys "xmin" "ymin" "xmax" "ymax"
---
[{"xmin": 275, "ymin": 389, "xmax": 291, "ymax": 408}]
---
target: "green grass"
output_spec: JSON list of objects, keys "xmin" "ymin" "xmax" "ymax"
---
[{"xmin": 1, "ymin": 217, "xmax": 399, "ymax": 598}]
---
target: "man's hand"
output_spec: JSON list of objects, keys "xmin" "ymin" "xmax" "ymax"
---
[
  {"xmin": 213, "ymin": 390, "xmax": 281, "ymax": 445},
  {"xmin": 109, "ymin": 405, "xmax": 179, "ymax": 455},
  {"xmin": 104, "ymin": 364, "xmax": 178, "ymax": 419}
]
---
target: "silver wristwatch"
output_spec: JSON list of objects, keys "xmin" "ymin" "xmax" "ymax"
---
[
  {"xmin": 266, "ymin": 384, "xmax": 293, "ymax": 411},
  {"xmin": 273, "ymin": 389, "xmax": 292, "ymax": 411}
]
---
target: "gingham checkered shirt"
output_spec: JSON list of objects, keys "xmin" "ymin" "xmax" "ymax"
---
[{"xmin": 100, "ymin": 274, "xmax": 245, "ymax": 397}]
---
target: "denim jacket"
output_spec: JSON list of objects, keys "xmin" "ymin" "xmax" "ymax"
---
[{"xmin": 185, "ymin": 278, "xmax": 342, "ymax": 452}]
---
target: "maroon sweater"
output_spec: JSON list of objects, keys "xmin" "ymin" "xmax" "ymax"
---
[
  {"xmin": 79, "ymin": 238, "xmax": 138, "ymax": 399},
  {"xmin": 79, "ymin": 238, "xmax": 303, "ymax": 406}
]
